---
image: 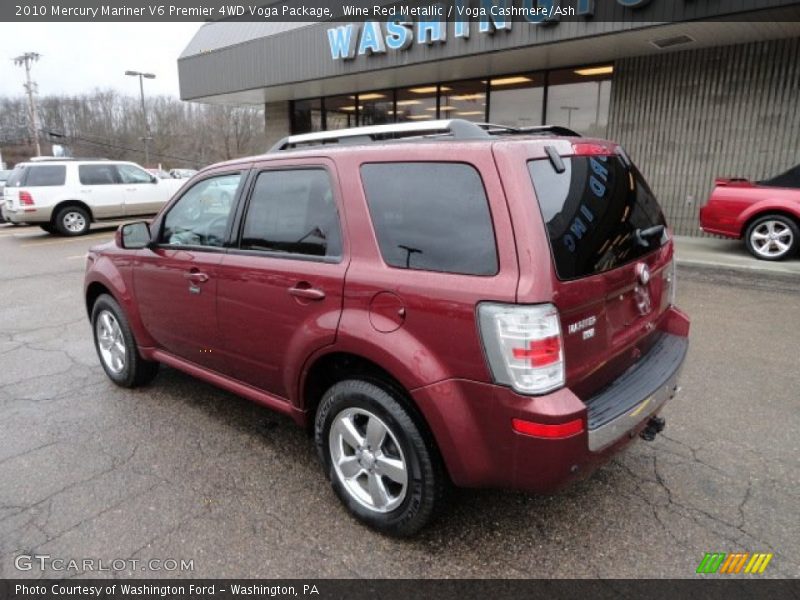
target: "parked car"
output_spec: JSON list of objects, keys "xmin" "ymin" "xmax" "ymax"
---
[
  {"xmin": 699, "ymin": 163, "xmax": 800, "ymax": 261},
  {"xmin": 147, "ymin": 168, "xmax": 173, "ymax": 180},
  {"xmin": 0, "ymin": 169, "xmax": 10, "ymax": 223},
  {"xmin": 84, "ymin": 120, "xmax": 690, "ymax": 536},
  {"xmin": 3, "ymin": 159, "xmax": 186, "ymax": 235},
  {"xmin": 169, "ymin": 168, "xmax": 197, "ymax": 179}
]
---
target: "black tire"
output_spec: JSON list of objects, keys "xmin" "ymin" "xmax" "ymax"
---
[
  {"xmin": 39, "ymin": 224, "xmax": 56, "ymax": 234},
  {"xmin": 315, "ymin": 379, "xmax": 446, "ymax": 537},
  {"xmin": 744, "ymin": 214, "xmax": 799, "ymax": 261},
  {"xmin": 55, "ymin": 205, "xmax": 90, "ymax": 236},
  {"xmin": 91, "ymin": 294, "xmax": 159, "ymax": 388}
]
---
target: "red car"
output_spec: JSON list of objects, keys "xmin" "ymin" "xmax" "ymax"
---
[
  {"xmin": 84, "ymin": 120, "xmax": 690, "ymax": 536},
  {"xmin": 699, "ymin": 164, "xmax": 800, "ymax": 261}
]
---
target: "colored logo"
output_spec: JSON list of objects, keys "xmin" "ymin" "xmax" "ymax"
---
[{"xmin": 696, "ymin": 552, "xmax": 773, "ymax": 574}]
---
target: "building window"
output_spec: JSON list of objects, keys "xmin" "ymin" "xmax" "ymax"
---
[
  {"xmin": 325, "ymin": 94, "xmax": 358, "ymax": 130},
  {"xmin": 545, "ymin": 65, "xmax": 613, "ymax": 137},
  {"xmin": 488, "ymin": 73, "xmax": 545, "ymax": 128},
  {"xmin": 291, "ymin": 98, "xmax": 323, "ymax": 133},
  {"xmin": 358, "ymin": 90, "xmax": 395, "ymax": 126},
  {"xmin": 439, "ymin": 79, "xmax": 487, "ymax": 122},
  {"xmin": 396, "ymin": 85, "xmax": 438, "ymax": 122}
]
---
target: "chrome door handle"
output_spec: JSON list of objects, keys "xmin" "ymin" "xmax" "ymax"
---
[
  {"xmin": 288, "ymin": 285, "xmax": 325, "ymax": 301},
  {"xmin": 186, "ymin": 271, "xmax": 209, "ymax": 284}
]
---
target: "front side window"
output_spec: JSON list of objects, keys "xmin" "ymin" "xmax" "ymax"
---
[
  {"xmin": 118, "ymin": 164, "xmax": 154, "ymax": 184},
  {"xmin": 240, "ymin": 169, "xmax": 341, "ymax": 258},
  {"xmin": 79, "ymin": 164, "xmax": 120, "ymax": 186},
  {"xmin": 161, "ymin": 173, "xmax": 242, "ymax": 248},
  {"xmin": 361, "ymin": 162, "xmax": 498, "ymax": 276},
  {"xmin": 528, "ymin": 155, "xmax": 667, "ymax": 280},
  {"xmin": 25, "ymin": 165, "xmax": 66, "ymax": 187}
]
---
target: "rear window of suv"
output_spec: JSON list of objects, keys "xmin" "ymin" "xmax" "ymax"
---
[
  {"xmin": 528, "ymin": 155, "xmax": 667, "ymax": 280},
  {"xmin": 361, "ymin": 162, "xmax": 498, "ymax": 276},
  {"xmin": 7, "ymin": 165, "xmax": 66, "ymax": 187}
]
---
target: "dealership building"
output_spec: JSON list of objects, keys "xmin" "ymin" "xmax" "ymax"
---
[{"xmin": 178, "ymin": 0, "xmax": 800, "ymax": 236}]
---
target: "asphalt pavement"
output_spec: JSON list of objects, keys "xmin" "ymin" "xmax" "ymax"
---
[{"xmin": 0, "ymin": 222, "xmax": 798, "ymax": 579}]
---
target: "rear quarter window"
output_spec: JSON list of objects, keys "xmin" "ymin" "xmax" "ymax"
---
[
  {"xmin": 24, "ymin": 165, "xmax": 66, "ymax": 187},
  {"xmin": 360, "ymin": 162, "xmax": 498, "ymax": 276}
]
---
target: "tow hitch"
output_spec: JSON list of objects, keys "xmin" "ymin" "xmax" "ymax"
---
[{"xmin": 640, "ymin": 416, "xmax": 666, "ymax": 441}]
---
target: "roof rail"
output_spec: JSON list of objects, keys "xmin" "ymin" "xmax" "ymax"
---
[
  {"xmin": 27, "ymin": 156, "xmax": 108, "ymax": 162},
  {"xmin": 269, "ymin": 119, "xmax": 490, "ymax": 152},
  {"xmin": 477, "ymin": 123, "xmax": 582, "ymax": 137}
]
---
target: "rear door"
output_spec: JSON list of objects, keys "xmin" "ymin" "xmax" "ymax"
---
[
  {"xmin": 77, "ymin": 163, "xmax": 126, "ymax": 218},
  {"xmin": 495, "ymin": 142, "xmax": 674, "ymax": 398},
  {"xmin": 215, "ymin": 159, "xmax": 348, "ymax": 399}
]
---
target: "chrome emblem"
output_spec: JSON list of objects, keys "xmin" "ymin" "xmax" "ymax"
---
[{"xmin": 636, "ymin": 263, "xmax": 651, "ymax": 286}]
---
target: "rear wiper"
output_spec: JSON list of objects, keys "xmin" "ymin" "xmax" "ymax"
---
[{"xmin": 633, "ymin": 225, "xmax": 665, "ymax": 249}]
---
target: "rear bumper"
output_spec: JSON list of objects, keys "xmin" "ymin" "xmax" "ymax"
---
[
  {"xmin": 3, "ymin": 205, "xmax": 50, "ymax": 223},
  {"xmin": 412, "ymin": 306, "xmax": 689, "ymax": 493}
]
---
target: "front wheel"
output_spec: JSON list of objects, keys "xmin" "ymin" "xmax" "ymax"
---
[
  {"xmin": 745, "ymin": 215, "xmax": 799, "ymax": 261},
  {"xmin": 55, "ymin": 205, "xmax": 90, "ymax": 236},
  {"xmin": 315, "ymin": 379, "xmax": 446, "ymax": 537},
  {"xmin": 91, "ymin": 294, "xmax": 159, "ymax": 387}
]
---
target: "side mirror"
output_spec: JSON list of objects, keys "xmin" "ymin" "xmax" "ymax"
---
[
  {"xmin": 117, "ymin": 221, "xmax": 152, "ymax": 249},
  {"xmin": 151, "ymin": 175, "xmax": 158, "ymax": 184}
]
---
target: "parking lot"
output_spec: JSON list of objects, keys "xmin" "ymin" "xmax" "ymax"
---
[{"xmin": 0, "ymin": 222, "xmax": 798, "ymax": 579}]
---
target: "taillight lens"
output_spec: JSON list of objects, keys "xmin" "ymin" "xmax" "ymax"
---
[
  {"xmin": 478, "ymin": 303, "xmax": 565, "ymax": 395},
  {"xmin": 19, "ymin": 191, "xmax": 34, "ymax": 206}
]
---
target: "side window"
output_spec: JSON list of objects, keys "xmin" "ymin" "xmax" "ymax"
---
[
  {"xmin": 79, "ymin": 164, "xmax": 120, "ymax": 186},
  {"xmin": 161, "ymin": 173, "xmax": 242, "ymax": 248},
  {"xmin": 360, "ymin": 162, "xmax": 498, "ymax": 275},
  {"xmin": 118, "ymin": 164, "xmax": 154, "ymax": 184},
  {"xmin": 25, "ymin": 165, "xmax": 66, "ymax": 187},
  {"xmin": 239, "ymin": 169, "xmax": 342, "ymax": 258}
]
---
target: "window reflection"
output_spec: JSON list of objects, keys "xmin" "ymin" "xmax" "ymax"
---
[
  {"xmin": 291, "ymin": 98, "xmax": 323, "ymax": 133},
  {"xmin": 546, "ymin": 66, "xmax": 613, "ymax": 137},
  {"xmin": 358, "ymin": 90, "xmax": 395, "ymax": 126},
  {"xmin": 325, "ymin": 95, "xmax": 358, "ymax": 130},
  {"xmin": 488, "ymin": 73, "xmax": 544, "ymax": 128},
  {"xmin": 396, "ymin": 86, "xmax": 437, "ymax": 122},
  {"xmin": 439, "ymin": 80, "xmax": 486, "ymax": 122}
]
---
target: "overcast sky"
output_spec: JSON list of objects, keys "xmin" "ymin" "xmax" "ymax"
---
[{"xmin": 0, "ymin": 23, "xmax": 203, "ymax": 98}]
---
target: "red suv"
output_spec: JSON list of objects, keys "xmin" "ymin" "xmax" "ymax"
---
[{"xmin": 84, "ymin": 120, "xmax": 690, "ymax": 536}]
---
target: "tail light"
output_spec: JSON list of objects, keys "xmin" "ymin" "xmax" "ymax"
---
[
  {"xmin": 478, "ymin": 303, "xmax": 565, "ymax": 395},
  {"xmin": 19, "ymin": 191, "xmax": 34, "ymax": 206}
]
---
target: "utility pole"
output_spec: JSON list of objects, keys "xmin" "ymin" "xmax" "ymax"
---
[
  {"xmin": 125, "ymin": 70, "xmax": 155, "ymax": 165},
  {"xmin": 13, "ymin": 52, "xmax": 42, "ymax": 157}
]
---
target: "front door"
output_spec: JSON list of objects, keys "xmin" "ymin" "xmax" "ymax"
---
[
  {"xmin": 117, "ymin": 163, "xmax": 164, "ymax": 216},
  {"xmin": 216, "ymin": 163, "xmax": 348, "ymax": 398},
  {"xmin": 133, "ymin": 171, "xmax": 245, "ymax": 371}
]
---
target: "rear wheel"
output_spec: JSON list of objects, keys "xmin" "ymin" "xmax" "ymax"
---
[
  {"xmin": 745, "ymin": 214, "xmax": 799, "ymax": 261},
  {"xmin": 55, "ymin": 205, "xmax": 90, "ymax": 236},
  {"xmin": 39, "ymin": 224, "xmax": 56, "ymax": 234},
  {"xmin": 315, "ymin": 379, "xmax": 446, "ymax": 537},
  {"xmin": 91, "ymin": 294, "xmax": 159, "ymax": 387}
]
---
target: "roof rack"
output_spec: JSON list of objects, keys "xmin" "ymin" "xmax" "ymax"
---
[
  {"xmin": 27, "ymin": 156, "xmax": 108, "ymax": 162},
  {"xmin": 270, "ymin": 119, "xmax": 491, "ymax": 152},
  {"xmin": 269, "ymin": 119, "xmax": 581, "ymax": 152}
]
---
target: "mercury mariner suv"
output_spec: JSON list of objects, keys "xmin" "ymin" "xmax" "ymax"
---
[{"xmin": 84, "ymin": 120, "xmax": 690, "ymax": 536}]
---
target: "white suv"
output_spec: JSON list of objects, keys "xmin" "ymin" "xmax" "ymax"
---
[{"xmin": 2, "ymin": 159, "xmax": 186, "ymax": 235}]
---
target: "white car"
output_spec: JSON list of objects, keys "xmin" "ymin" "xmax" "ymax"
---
[{"xmin": 2, "ymin": 159, "xmax": 186, "ymax": 235}]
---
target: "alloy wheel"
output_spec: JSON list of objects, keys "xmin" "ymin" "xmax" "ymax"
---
[
  {"xmin": 750, "ymin": 220, "xmax": 794, "ymax": 259},
  {"xmin": 96, "ymin": 310, "xmax": 126, "ymax": 374},
  {"xmin": 328, "ymin": 407, "xmax": 408, "ymax": 513}
]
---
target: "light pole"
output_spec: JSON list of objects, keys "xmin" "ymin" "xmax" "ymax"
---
[
  {"xmin": 13, "ymin": 52, "xmax": 42, "ymax": 157},
  {"xmin": 561, "ymin": 105, "xmax": 579, "ymax": 129},
  {"xmin": 125, "ymin": 70, "xmax": 155, "ymax": 165}
]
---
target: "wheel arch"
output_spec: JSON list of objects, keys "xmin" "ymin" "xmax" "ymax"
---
[
  {"xmin": 52, "ymin": 199, "xmax": 94, "ymax": 224},
  {"xmin": 738, "ymin": 206, "xmax": 800, "ymax": 237}
]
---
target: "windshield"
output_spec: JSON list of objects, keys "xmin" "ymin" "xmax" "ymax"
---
[{"xmin": 528, "ymin": 154, "xmax": 667, "ymax": 280}]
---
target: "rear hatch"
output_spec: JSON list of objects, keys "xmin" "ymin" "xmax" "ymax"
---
[
  {"xmin": 3, "ymin": 165, "xmax": 25, "ymax": 209},
  {"xmin": 526, "ymin": 148, "xmax": 675, "ymax": 400}
]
